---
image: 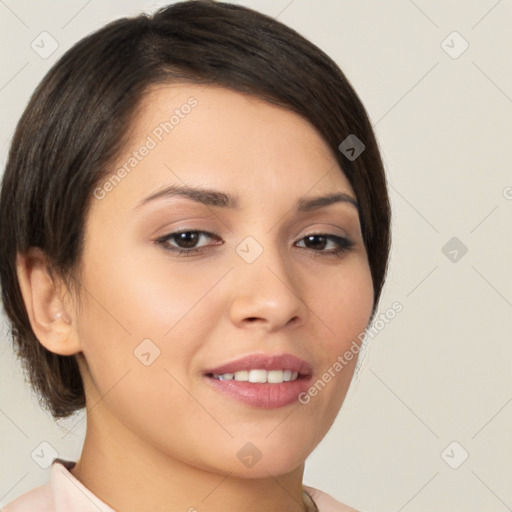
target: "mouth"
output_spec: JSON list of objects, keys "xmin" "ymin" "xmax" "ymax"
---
[
  {"xmin": 206, "ymin": 368, "xmax": 305, "ymax": 383},
  {"xmin": 203, "ymin": 353, "xmax": 313, "ymax": 409}
]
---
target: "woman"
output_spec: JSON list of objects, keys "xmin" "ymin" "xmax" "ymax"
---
[{"xmin": 0, "ymin": 1, "xmax": 391, "ymax": 510}]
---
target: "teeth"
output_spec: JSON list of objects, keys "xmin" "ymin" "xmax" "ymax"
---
[
  {"xmin": 213, "ymin": 369, "xmax": 300, "ymax": 384},
  {"xmin": 213, "ymin": 373, "xmax": 235, "ymax": 380},
  {"xmin": 234, "ymin": 370, "xmax": 249, "ymax": 381},
  {"xmin": 249, "ymin": 369, "xmax": 267, "ymax": 383},
  {"xmin": 267, "ymin": 370, "xmax": 284, "ymax": 383}
]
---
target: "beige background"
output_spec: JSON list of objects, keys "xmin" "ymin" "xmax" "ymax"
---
[{"xmin": 1, "ymin": 1, "xmax": 511, "ymax": 510}]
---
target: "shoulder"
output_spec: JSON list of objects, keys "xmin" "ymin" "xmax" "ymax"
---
[
  {"xmin": 303, "ymin": 484, "xmax": 362, "ymax": 512},
  {"xmin": 2, "ymin": 483, "xmax": 54, "ymax": 512}
]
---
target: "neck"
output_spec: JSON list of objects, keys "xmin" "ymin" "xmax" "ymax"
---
[{"xmin": 70, "ymin": 412, "xmax": 310, "ymax": 512}]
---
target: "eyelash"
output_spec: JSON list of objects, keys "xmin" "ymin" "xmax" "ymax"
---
[{"xmin": 154, "ymin": 230, "xmax": 355, "ymax": 258}]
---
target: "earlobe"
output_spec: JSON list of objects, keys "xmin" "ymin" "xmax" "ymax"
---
[{"xmin": 16, "ymin": 248, "xmax": 82, "ymax": 356}]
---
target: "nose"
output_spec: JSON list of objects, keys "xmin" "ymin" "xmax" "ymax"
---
[{"xmin": 227, "ymin": 240, "xmax": 307, "ymax": 332}]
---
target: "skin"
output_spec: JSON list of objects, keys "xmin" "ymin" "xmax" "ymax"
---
[{"xmin": 17, "ymin": 84, "xmax": 373, "ymax": 512}]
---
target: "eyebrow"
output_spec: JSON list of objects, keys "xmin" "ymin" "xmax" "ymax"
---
[{"xmin": 135, "ymin": 184, "xmax": 359, "ymax": 212}]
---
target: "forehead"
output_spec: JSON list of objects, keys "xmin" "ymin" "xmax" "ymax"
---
[{"xmin": 92, "ymin": 83, "xmax": 355, "ymax": 217}]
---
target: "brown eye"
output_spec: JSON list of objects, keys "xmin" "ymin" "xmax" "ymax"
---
[
  {"xmin": 296, "ymin": 234, "xmax": 354, "ymax": 256},
  {"xmin": 173, "ymin": 231, "xmax": 202, "ymax": 249},
  {"xmin": 155, "ymin": 230, "xmax": 222, "ymax": 256},
  {"xmin": 302, "ymin": 235, "xmax": 328, "ymax": 250}
]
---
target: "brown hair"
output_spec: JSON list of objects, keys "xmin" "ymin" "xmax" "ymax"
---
[{"xmin": 0, "ymin": 0, "xmax": 391, "ymax": 419}]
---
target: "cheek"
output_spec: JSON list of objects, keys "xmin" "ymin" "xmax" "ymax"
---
[
  {"xmin": 310, "ymin": 256, "xmax": 374, "ymax": 350},
  {"xmin": 74, "ymin": 240, "xmax": 230, "ymax": 399},
  {"xmin": 302, "ymin": 257, "xmax": 373, "ymax": 413},
  {"xmin": 78, "ymin": 239, "xmax": 230, "ymax": 341}
]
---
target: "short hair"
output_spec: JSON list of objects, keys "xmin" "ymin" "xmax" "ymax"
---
[{"xmin": 0, "ymin": 0, "xmax": 391, "ymax": 419}]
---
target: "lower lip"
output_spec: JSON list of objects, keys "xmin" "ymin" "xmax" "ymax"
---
[{"xmin": 204, "ymin": 375, "xmax": 312, "ymax": 409}]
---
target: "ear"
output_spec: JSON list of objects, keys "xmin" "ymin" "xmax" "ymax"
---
[{"xmin": 16, "ymin": 247, "xmax": 82, "ymax": 356}]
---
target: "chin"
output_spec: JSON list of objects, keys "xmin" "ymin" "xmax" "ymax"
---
[{"xmin": 199, "ymin": 437, "xmax": 312, "ymax": 479}]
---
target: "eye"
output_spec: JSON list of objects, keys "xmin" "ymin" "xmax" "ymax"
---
[
  {"xmin": 155, "ymin": 230, "xmax": 222, "ymax": 256},
  {"xmin": 295, "ymin": 234, "xmax": 355, "ymax": 256},
  {"xmin": 155, "ymin": 230, "xmax": 355, "ymax": 258}
]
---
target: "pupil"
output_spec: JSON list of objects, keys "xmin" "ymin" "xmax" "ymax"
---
[
  {"xmin": 306, "ymin": 235, "xmax": 326, "ymax": 250},
  {"xmin": 177, "ymin": 232, "xmax": 198, "ymax": 248}
]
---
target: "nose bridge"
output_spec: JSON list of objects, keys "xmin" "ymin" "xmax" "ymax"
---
[{"xmin": 229, "ymin": 232, "xmax": 305, "ymax": 328}]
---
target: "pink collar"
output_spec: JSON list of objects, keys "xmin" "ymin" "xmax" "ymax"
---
[{"xmin": 50, "ymin": 459, "xmax": 115, "ymax": 511}]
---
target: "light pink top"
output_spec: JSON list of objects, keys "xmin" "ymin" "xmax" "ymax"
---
[{"xmin": 2, "ymin": 459, "xmax": 358, "ymax": 512}]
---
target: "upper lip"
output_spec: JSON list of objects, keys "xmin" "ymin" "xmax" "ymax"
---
[{"xmin": 204, "ymin": 353, "xmax": 313, "ymax": 376}]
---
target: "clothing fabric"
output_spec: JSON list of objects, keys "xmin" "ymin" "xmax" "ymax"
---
[{"xmin": 2, "ymin": 459, "xmax": 358, "ymax": 512}]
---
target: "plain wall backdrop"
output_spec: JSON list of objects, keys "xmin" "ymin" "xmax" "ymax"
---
[{"xmin": 0, "ymin": 1, "xmax": 511, "ymax": 511}]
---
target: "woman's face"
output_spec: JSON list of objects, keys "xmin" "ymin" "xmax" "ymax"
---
[{"xmin": 72, "ymin": 84, "xmax": 374, "ymax": 477}]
